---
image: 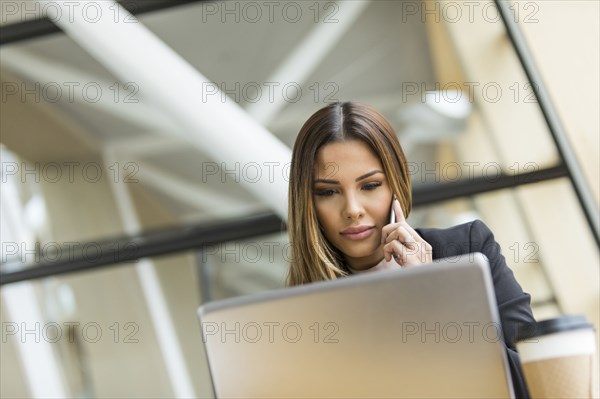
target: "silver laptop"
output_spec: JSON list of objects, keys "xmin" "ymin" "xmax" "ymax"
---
[{"xmin": 197, "ymin": 252, "xmax": 515, "ymax": 398}]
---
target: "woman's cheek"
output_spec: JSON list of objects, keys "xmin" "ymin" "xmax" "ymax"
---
[{"xmin": 315, "ymin": 202, "xmax": 335, "ymax": 232}]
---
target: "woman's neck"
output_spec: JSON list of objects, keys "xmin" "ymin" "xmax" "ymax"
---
[{"xmin": 347, "ymin": 257, "xmax": 402, "ymax": 274}]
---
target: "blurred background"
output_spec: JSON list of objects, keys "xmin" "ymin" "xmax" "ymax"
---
[{"xmin": 1, "ymin": 0, "xmax": 598, "ymax": 397}]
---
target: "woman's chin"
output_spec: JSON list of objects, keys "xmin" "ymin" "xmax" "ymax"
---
[{"xmin": 341, "ymin": 247, "xmax": 382, "ymax": 263}]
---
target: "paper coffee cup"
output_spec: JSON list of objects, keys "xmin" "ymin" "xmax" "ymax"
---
[{"xmin": 516, "ymin": 315, "xmax": 599, "ymax": 399}]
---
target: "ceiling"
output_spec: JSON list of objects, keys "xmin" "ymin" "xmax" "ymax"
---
[{"xmin": 1, "ymin": 0, "xmax": 439, "ymax": 226}]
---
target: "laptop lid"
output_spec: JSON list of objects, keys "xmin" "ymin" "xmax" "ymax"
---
[{"xmin": 198, "ymin": 252, "xmax": 515, "ymax": 398}]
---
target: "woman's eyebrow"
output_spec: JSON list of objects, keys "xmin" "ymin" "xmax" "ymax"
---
[
  {"xmin": 313, "ymin": 178, "xmax": 338, "ymax": 184},
  {"xmin": 355, "ymin": 170, "xmax": 384, "ymax": 181},
  {"xmin": 313, "ymin": 170, "xmax": 384, "ymax": 185}
]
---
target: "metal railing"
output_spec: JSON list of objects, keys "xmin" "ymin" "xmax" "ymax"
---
[{"xmin": 0, "ymin": 164, "xmax": 570, "ymax": 285}]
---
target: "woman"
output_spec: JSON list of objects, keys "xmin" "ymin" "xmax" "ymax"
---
[{"xmin": 287, "ymin": 101, "xmax": 535, "ymax": 398}]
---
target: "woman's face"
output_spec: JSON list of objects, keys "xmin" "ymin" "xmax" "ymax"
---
[{"xmin": 313, "ymin": 140, "xmax": 393, "ymax": 271}]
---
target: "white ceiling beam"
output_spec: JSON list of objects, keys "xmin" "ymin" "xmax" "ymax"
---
[
  {"xmin": 1, "ymin": 50, "xmax": 259, "ymax": 211},
  {"xmin": 36, "ymin": 0, "xmax": 291, "ymax": 220},
  {"xmin": 0, "ymin": 48, "xmax": 180, "ymax": 136},
  {"xmin": 134, "ymin": 160, "xmax": 265, "ymax": 217},
  {"xmin": 106, "ymin": 135, "xmax": 187, "ymax": 158},
  {"xmin": 246, "ymin": 0, "xmax": 371, "ymax": 126}
]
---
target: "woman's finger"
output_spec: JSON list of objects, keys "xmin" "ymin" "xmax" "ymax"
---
[
  {"xmin": 392, "ymin": 199, "xmax": 405, "ymax": 223},
  {"xmin": 384, "ymin": 226, "xmax": 415, "ymax": 246},
  {"xmin": 393, "ymin": 199, "xmax": 426, "ymax": 244},
  {"xmin": 383, "ymin": 240, "xmax": 408, "ymax": 263}
]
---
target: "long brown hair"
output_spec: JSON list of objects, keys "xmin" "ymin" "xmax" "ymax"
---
[{"xmin": 287, "ymin": 102, "xmax": 411, "ymax": 286}]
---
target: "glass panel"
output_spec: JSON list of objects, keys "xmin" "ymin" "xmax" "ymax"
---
[
  {"xmin": 200, "ymin": 232, "xmax": 289, "ymax": 300},
  {"xmin": 1, "ymin": 253, "xmax": 213, "ymax": 398},
  {"xmin": 0, "ymin": 226, "xmax": 290, "ymax": 397},
  {"xmin": 517, "ymin": 0, "xmax": 600, "ymax": 205}
]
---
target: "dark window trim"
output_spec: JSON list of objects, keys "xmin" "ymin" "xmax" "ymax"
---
[{"xmin": 0, "ymin": 164, "xmax": 570, "ymax": 285}]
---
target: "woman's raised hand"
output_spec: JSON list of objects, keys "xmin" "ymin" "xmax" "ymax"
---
[{"xmin": 381, "ymin": 199, "xmax": 433, "ymax": 267}]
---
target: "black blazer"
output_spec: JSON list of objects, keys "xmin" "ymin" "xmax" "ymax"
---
[{"xmin": 415, "ymin": 220, "xmax": 535, "ymax": 399}]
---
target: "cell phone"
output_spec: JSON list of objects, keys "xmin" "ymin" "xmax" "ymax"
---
[
  {"xmin": 389, "ymin": 195, "xmax": 401, "ymax": 262},
  {"xmin": 389, "ymin": 195, "xmax": 397, "ymax": 224}
]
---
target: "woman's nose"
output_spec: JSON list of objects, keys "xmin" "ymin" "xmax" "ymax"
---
[{"xmin": 342, "ymin": 194, "xmax": 365, "ymax": 220}]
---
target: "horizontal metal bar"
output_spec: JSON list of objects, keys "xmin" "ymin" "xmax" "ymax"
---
[
  {"xmin": 0, "ymin": 165, "xmax": 569, "ymax": 286},
  {"xmin": 412, "ymin": 164, "xmax": 568, "ymax": 206},
  {"xmin": 1, "ymin": 213, "xmax": 285, "ymax": 285},
  {"xmin": 0, "ymin": 0, "xmax": 206, "ymax": 45}
]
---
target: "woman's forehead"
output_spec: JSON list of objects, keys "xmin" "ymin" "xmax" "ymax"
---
[
  {"xmin": 316, "ymin": 140, "xmax": 378, "ymax": 161},
  {"xmin": 314, "ymin": 140, "xmax": 383, "ymax": 179}
]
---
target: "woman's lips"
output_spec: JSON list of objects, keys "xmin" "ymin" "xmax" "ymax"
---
[{"xmin": 341, "ymin": 226, "xmax": 375, "ymax": 240}]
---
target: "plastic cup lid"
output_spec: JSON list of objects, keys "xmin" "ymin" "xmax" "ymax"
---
[{"xmin": 515, "ymin": 314, "xmax": 594, "ymax": 342}]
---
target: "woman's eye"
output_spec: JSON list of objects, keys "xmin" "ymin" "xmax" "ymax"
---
[
  {"xmin": 314, "ymin": 188, "xmax": 336, "ymax": 197},
  {"xmin": 362, "ymin": 182, "xmax": 382, "ymax": 191}
]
